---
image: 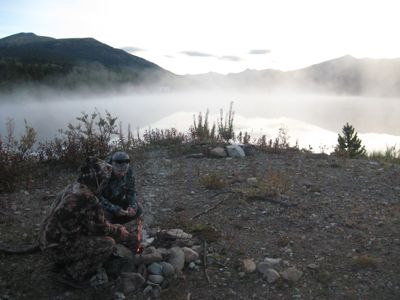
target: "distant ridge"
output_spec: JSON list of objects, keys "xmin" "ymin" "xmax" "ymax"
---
[{"xmin": 0, "ymin": 32, "xmax": 175, "ymax": 90}]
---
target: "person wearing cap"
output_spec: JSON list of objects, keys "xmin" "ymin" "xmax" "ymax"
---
[
  {"xmin": 100, "ymin": 151, "xmax": 142, "ymax": 224},
  {"xmin": 39, "ymin": 157, "xmax": 130, "ymax": 288}
]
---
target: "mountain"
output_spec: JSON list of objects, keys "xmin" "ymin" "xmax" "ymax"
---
[
  {"xmin": 0, "ymin": 32, "xmax": 175, "ymax": 90},
  {"xmin": 1, "ymin": 32, "xmax": 399, "ymax": 96},
  {"xmin": 186, "ymin": 55, "xmax": 400, "ymax": 96}
]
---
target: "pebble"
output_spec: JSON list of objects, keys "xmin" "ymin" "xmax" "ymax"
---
[
  {"xmin": 264, "ymin": 268, "xmax": 280, "ymax": 283},
  {"xmin": 148, "ymin": 274, "xmax": 164, "ymax": 284},
  {"xmin": 281, "ymin": 267, "xmax": 303, "ymax": 283},
  {"xmin": 121, "ymin": 272, "xmax": 145, "ymax": 294},
  {"xmin": 307, "ymin": 263, "xmax": 319, "ymax": 269},
  {"xmin": 182, "ymin": 247, "xmax": 199, "ymax": 263},
  {"xmin": 160, "ymin": 262, "xmax": 175, "ymax": 277},
  {"xmin": 147, "ymin": 262, "xmax": 163, "ymax": 275},
  {"xmin": 238, "ymin": 272, "xmax": 246, "ymax": 278},
  {"xmin": 167, "ymin": 247, "xmax": 185, "ymax": 271},
  {"xmin": 240, "ymin": 258, "xmax": 256, "ymax": 273}
]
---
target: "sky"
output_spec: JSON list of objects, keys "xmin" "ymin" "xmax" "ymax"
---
[{"xmin": 1, "ymin": 0, "xmax": 400, "ymax": 75}]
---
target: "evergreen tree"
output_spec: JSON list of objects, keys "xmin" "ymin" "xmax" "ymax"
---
[{"xmin": 336, "ymin": 123, "xmax": 366, "ymax": 158}]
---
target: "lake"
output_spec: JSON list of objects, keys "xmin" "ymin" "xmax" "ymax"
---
[{"xmin": 1, "ymin": 89, "xmax": 399, "ymax": 153}]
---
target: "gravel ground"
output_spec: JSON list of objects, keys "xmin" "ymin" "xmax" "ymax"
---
[{"xmin": 1, "ymin": 149, "xmax": 399, "ymax": 300}]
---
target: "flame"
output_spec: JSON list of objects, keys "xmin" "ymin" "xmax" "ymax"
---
[{"xmin": 135, "ymin": 218, "xmax": 144, "ymax": 254}]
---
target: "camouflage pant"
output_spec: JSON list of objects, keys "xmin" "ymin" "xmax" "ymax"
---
[{"xmin": 47, "ymin": 236, "xmax": 116, "ymax": 281}]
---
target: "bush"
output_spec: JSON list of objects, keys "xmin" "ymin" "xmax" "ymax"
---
[
  {"xmin": 200, "ymin": 173, "xmax": 226, "ymax": 190},
  {"xmin": 0, "ymin": 119, "xmax": 37, "ymax": 192},
  {"xmin": 217, "ymin": 101, "xmax": 235, "ymax": 142}
]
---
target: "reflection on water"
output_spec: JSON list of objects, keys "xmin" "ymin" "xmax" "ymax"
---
[{"xmin": 0, "ymin": 90, "xmax": 399, "ymax": 152}]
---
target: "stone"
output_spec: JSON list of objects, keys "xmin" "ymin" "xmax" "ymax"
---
[
  {"xmin": 165, "ymin": 229, "xmax": 193, "ymax": 239},
  {"xmin": 264, "ymin": 268, "xmax": 280, "ymax": 283},
  {"xmin": 226, "ymin": 145, "xmax": 246, "ymax": 158},
  {"xmin": 121, "ymin": 272, "xmax": 145, "ymax": 294},
  {"xmin": 191, "ymin": 245, "xmax": 203, "ymax": 255},
  {"xmin": 89, "ymin": 268, "xmax": 108, "ymax": 288},
  {"xmin": 167, "ymin": 247, "xmax": 185, "ymax": 271},
  {"xmin": 281, "ymin": 267, "xmax": 303, "ymax": 283},
  {"xmin": 307, "ymin": 263, "xmax": 319, "ymax": 269},
  {"xmin": 246, "ymin": 177, "xmax": 258, "ymax": 185},
  {"xmin": 151, "ymin": 285, "xmax": 162, "ymax": 298},
  {"xmin": 148, "ymin": 263, "xmax": 163, "ymax": 275},
  {"xmin": 263, "ymin": 257, "xmax": 282, "ymax": 267},
  {"xmin": 188, "ymin": 262, "xmax": 197, "ymax": 270},
  {"xmin": 148, "ymin": 274, "xmax": 164, "ymax": 284},
  {"xmin": 143, "ymin": 285, "xmax": 153, "ymax": 296},
  {"xmin": 209, "ymin": 147, "xmax": 227, "ymax": 158},
  {"xmin": 257, "ymin": 262, "xmax": 271, "ymax": 275},
  {"xmin": 135, "ymin": 246, "xmax": 162, "ymax": 264},
  {"xmin": 114, "ymin": 292, "xmax": 126, "ymax": 300},
  {"xmin": 240, "ymin": 258, "xmax": 256, "ymax": 273},
  {"xmin": 115, "ymin": 244, "xmax": 133, "ymax": 259},
  {"xmin": 160, "ymin": 262, "xmax": 175, "ymax": 277},
  {"xmin": 238, "ymin": 272, "xmax": 246, "ymax": 278},
  {"xmin": 182, "ymin": 247, "xmax": 199, "ymax": 263}
]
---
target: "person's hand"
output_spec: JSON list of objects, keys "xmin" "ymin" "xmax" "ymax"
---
[
  {"xmin": 119, "ymin": 226, "xmax": 129, "ymax": 240},
  {"xmin": 126, "ymin": 207, "xmax": 137, "ymax": 217},
  {"xmin": 117, "ymin": 209, "xmax": 128, "ymax": 217}
]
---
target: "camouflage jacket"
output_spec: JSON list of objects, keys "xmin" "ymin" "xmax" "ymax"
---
[
  {"xmin": 100, "ymin": 168, "xmax": 138, "ymax": 214},
  {"xmin": 40, "ymin": 182, "xmax": 124, "ymax": 250}
]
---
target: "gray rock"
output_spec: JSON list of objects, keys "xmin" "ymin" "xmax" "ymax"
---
[
  {"xmin": 114, "ymin": 292, "xmax": 126, "ymax": 300},
  {"xmin": 135, "ymin": 246, "xmax": 162, "ymax": 264},
  {"xmin": 89, "ymin": 268, "xmax": 108, "ymax": 287},
  {"xmin": 160, "ymin": 262, "xmax": 175, "ymax": 277},
  {"xmin": 246, "ymin": 177, "xmax": 258, "ymax": 185},
  {"xmin": 115, "ymin": 244, "xmax": 133, "ymax": 259},
  {"xmin": 307, "ymin": 263, "xmax": 319, "ymax": 269},
  {"xmin": 182, "ymin": 247, "xmax": 199, "ymax": 263},
  {"xmin": 264, "ymin": 268, "xmax": 280, "ymax": 283},
  {"xmin": 143, "ymin": 285, "xmax": 153, "ymax": 296},
  {"xmin": 188, "ymin": 262, "xmax": 197, "ymax": 270},
  {"xmin": 238, "ymin": 272, "xmax": 246, "ymax": 278},
  {"xmin": 210, "ymin": 147, "xmax": 227, "ymax": 158},
  {"xmin": 281, "ymin": 267, "xmax": 303, "ymax": 282},
  {"xmin": 151, "ymin": 285, "xmax": 162, "ymax": 298},
  {"xmin": 164, "ymin": 229, "xmax": 192, "ymax": 239},
  {"xmin": 148, "ymin": 262, "xmax": 163, "ymax": 275},
  {"xmin": 121, "ymin": 272, "xmax": 145, "ymax": 294},
  {"xmin": 264, "ymin": 257, "xmax": 282, "ymax": 266},
  {"xmin": 191, "ymin": 245, "xmax": 203, "ymax": 255},
  {"xmin": 257, "ymin": 262, "xmax": 271, "ymax": 275},
  {"xmin": 167, "ymin": 247, "xmax": 185, "ymax": 271},
  {"xmin": 226, "ymin": 145, "xmax": 245, "ymax": 158},
  {"xmin": 240, "ymin": 258, "xmax": 256, "ymax": 273},
  {"xmin": 148, "ymin": 274, "xmax": 164, "ymax": 284}
]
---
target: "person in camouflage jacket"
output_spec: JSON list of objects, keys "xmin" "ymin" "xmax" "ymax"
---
[
  {"xmin": 101, "ymin": 151, "xmax": 142, "ymax": 224},
  {"xmin": 40, "ymin": 158, "xmax": 129, "ymax": 286}
]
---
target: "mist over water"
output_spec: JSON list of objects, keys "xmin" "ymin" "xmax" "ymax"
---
[{"xmin": 1, "ymin": 88, "xmax": 399, "ymax": 152}]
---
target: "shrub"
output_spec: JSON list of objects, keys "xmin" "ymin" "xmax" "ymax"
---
[
  {"xmin": 200, "ymin": 173, "xmax": 226, "ymax": 190},
  {"xmin": 335, "ymin": 123, "xmax": 366, "ymax": 158},
  {"xmin": 217, "ymin": 101, "xmax": 235, "ymax": 142},
  {"xmin": 189, "ymin": 109, "xmax": 217, "ymax": 143},
  {"xmin": 0, "ymin": 119, "xmax": 37, "ymax": 192}
]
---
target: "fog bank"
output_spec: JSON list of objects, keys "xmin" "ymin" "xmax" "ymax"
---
[{"xmin": 1, "ymin": 89, "xmax": 399, "ymax": 153}]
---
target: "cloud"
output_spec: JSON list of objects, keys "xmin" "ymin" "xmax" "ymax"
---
[
  {"xmin": 219, "ymin": 55, "xmax": 242, "ymax": 62},
  {"xmin": 181, "ymin": 51, "xmax": 214, "ymax": 57},
  {"xmin": 121, "ymin": 46, "xmax": 145, "ymax": 53},
  {"xmin": 249, "ymin": 49, "xmax": 271, "ymax": 55}
]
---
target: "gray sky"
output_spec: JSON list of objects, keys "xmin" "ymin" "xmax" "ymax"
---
[{"xmin": 1, "ymin": 0, "xmax": 399, "ymax": 74}]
